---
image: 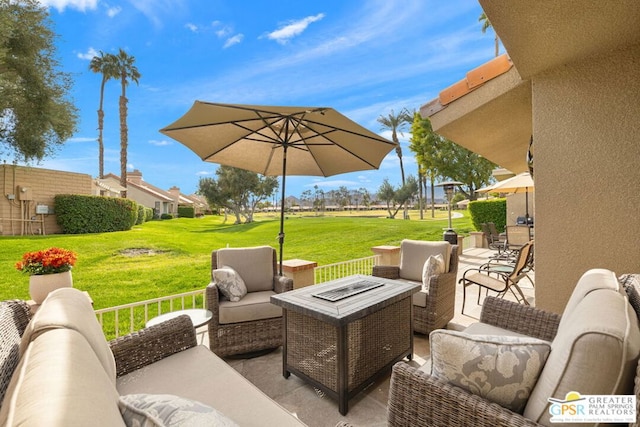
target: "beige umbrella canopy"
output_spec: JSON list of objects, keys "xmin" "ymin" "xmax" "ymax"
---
[
  {"xmin": 160, "ymin": 101, "xmax": 396, "ymax": 273},
  {"xmin": 476, "ymin": 172, "xmax": 534, "ymax": 220}
]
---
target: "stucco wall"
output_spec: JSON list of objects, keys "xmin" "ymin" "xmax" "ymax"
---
[
  {"xmin": 0, "ymin": 165, "xmax": 93, "ymax": 236},
  {"xmin": 533, "ymin": 43, "xmax": 640, "ymax": 313}
]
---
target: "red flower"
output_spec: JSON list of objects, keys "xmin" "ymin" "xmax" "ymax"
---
[{"xmin": 16, "ymin": 247, "xmax": 77, "ymax": 276}]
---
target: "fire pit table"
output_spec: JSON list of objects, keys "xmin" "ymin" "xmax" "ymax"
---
[{"xmin": 271, "ymin": 275, "xmax": 420, "ymax": 415}]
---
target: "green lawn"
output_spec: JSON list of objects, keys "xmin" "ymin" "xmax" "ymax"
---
[{"xmin": 0, "ymin": 210, "xmax": 473, "ymax": 309}]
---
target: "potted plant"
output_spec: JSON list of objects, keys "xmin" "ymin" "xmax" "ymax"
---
[{"xmin": 16, "ymin": 247, "xmax": 77, "ymax": 304}]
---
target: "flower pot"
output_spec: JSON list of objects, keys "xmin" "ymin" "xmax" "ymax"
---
[{"xmin": 29, "ymin": 271, "xmax": 73, "ymax": 304}]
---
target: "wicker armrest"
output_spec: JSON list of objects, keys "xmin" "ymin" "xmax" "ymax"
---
[
  {"xmin": 372, "ymin": 265, "xmax": 400, "ymax": 279},
  {"xmin": 109, "ymin": 315, "xmax": 198, "ymax": 377},
  {"xmin": 274, "ymin": 275, "xmax": 294, "ymax": 293},
  {"xmin": 480, "ymin": 296, "xmax": 561, "ymax": 342},
  {"xmin": 388, "ymin": 362, "xmax": 541, "ymax": 427}
]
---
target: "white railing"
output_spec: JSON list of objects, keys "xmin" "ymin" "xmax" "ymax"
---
[
  {"xmin": 314, "ymin": 255, "xmax": 380, "ymax": 284},
  {"xmin": 95, "ymin": 289, "xmax": 206, "ymax": 339}
]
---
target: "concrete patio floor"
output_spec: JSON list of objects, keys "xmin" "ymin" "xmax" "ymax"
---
[{"xmin": 197, "ymin": 247, "xmax": 535, "ymax": 427}]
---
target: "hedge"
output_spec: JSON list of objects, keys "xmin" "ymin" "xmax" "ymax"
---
[
  {"xmin": 55, "ymin": 195, "xmax": 138, "ymax": 234},
  {"xmin": 468, "ymin": 198, "xmax": 507, "ymax": 232},
  {"xmin": 177, "ymin": 206, "xmax": 195, "ymax": 218}
]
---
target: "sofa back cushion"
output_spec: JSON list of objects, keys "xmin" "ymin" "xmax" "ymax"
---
[
  {"xmin": 0, "ymin": 328, "xmax": 124, "ymax": 427},
  {"xmin": 216, "ymin": 246, "xmax": 274, "ymax": 293},
  {"xmin": 399, "ymin": 240, "xmax": 451, "ymax": 282},
  {"xmin": 0, "ymin": 300, "xmax": 31, "ymax": 407},
  {"xmin": 19, "ymin": 288, "xmax": 117, "ymax": 383},
  {"xmin": 523, "ymin": 287, "xmax": 640, "ymax": 425}
]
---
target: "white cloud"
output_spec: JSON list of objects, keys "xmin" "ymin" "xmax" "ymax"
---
[
  {"xmin": 68, "ymin": 137, "xmax": 96, "ymax": 143},
  {"xmin": 37, "ymin": 0, "xmax": 98, "ymax": 12},
  {"xmin": 223, "ymin": 34, "xmax": 244, "ymax": 49},
  {"xmin": 185, "ymin": 23, "xmax": 198, "ymax": 32},
  {"xmin": 106, "ymin": 6, "xmax": 121, "ymax": 18},
  {"xmin": 149, "ymin": 140, "xmax": 172, "ymax": 146},
  {"xmin": 77, "ymin": 47, "xmax": 98, "ymax": 60},
  {"xmin": 196, "ymin": 170, "xmax": 213, "ymax": 176},
  {"xmin": 266, "ymin": 13, "xmax": 325, "ymax": 44}
]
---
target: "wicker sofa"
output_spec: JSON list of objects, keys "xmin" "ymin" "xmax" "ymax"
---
[
  {"xmin": 387, "ymin": 269, "xmax": 640, "ymax": 426},
  {"xmin": 0, "ymin": 287, "xmax": 306, "ymax": 426},
  {"xmin": 372, "ymin": 240, "xmax": 458, "ymax": 335}
]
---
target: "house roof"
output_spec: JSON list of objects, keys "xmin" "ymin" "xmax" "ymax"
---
[{"xmin": 421, "ymin": 0, "xmax": 640, "ymax": 173}]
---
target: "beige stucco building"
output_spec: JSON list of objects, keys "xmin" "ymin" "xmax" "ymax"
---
[{"xmin": 422, "ymin": 0, "xmax": 640, "ymax": 313}]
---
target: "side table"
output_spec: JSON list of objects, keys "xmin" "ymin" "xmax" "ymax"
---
[{"xmin": 146, "ymin": 308, "xmax": 213, "ymax": 344}]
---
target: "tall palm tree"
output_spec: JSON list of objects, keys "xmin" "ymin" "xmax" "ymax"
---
[
  {"xmin": 377, "ymin": 109, "xmax": 412, "ymax": 185},
  {"xmin": 89, "ymin": 51, "xmax": 118, "ymax": 179},
  {"xmin": 479, "ymin": 12, "xmax": 500, "ymax": 57},
  {"xmin": 113, "ymin": 48, "xmax": 141, "ymax": 197}
]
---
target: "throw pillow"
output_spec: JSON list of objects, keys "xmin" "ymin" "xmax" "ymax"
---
[
  {"xmin": 429, "ymin": 329, "xmax": 551, "ymax": 414},
  {"xmin": 620, "ymin": 274, "xmax": 640, "ymax": 320},
  {"xmin": 212, "ymin": 267, "xmax": 247, "ymax": 302},
  {"xmin": 119, "ymin": 394, "xmax": 239, "ymax": 427},
  {"xmin": 421, "ymin": 254, "xmax": 445, "ymax": 292}
]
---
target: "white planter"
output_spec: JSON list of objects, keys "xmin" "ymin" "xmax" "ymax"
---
[{"xmin": 29, "ymin": 271, "xmax": 73, "ymax": 304}]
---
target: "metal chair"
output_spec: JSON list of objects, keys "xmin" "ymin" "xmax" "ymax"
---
[{"xmin": 460, "ymin": 241, "xmax": 533, "ymax": 314}]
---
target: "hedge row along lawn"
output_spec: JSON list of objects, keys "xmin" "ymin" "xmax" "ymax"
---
[{"xmin": 0, "ymin": 210, "xmax": 473, "ymax": 309}]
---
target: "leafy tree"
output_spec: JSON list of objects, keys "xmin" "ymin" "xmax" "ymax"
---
[
  {"xmin": 89, "ymin": 51, "xmax": 118, "ymax": 179},
  {"xmin": 435, "ymin": 140, "xmax": 495, "ymax": 201},
  {"xmin": 198, "ymin": 166, "xmax": 278, "ymax": 224},
  {"xmin": 313, "ymin": 185, "xmax": 325, "ymax": 214},
  {"xmin": 409, "ymin": 112, "xmax": 442, "ymax": 217},
  {"xmin": 479, "ymin": 11, "xmax": 500, "ymax": 57},
  {"xmin": 113, "ymin": 48, "xmax": 140, "ymax": 197},
  {"xmin": 377, "ymin": 109, "xmax": 412, "ymax": 185},
  {"xmin": 0, "ymin": 0, "xmax": 78, "ymax": 161},
  {"xmin": 377, "ymin": 176, "xmax": 418, "ymax": 219}
]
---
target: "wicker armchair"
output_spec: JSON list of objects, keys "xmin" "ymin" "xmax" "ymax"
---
[
  {"xmin": 388, "ymin": 297, "xmax": 561, "ymax": 427},
  {"xmin": 372, "ymin": 240, "xmax": 458, "ymax": 335},
  {"xmin": 206, "ymin": 246, "xmax": 293, "ymax": 357}
]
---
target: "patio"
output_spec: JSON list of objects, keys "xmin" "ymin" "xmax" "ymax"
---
[{"xmin": 196, "ymin": 247, "xmax": 535, "ymax": 427}]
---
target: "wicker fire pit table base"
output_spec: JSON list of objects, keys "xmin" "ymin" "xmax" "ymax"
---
[{"xmin": 271, "ymin": 275, "xmax": 420, "ymax": 415}]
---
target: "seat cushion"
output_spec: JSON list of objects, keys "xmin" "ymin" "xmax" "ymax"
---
[
  {"xmin": 116, "ymin": 346, "xmax": 305, "ymax": 427},
  {"xmin": 523, "ymin": 287, "xmax": 640, "ymax": 424},
  {"xmin": 464, "ymin": 322, "xmax": 534, "ymax": 339},
  {"xmin": 216, "ymin": 246, "xmax": 274, "ymax": 293},
  {"xmin": 218, "ymin": 291, "xmax": 282, "ymax": 324},
  {"xmin": 19, "ymin": 287, "xmax": 117, "ymax": 382},
  {"xmin": 0, "ymin": 328, "xmax": 124, "ymax": 427},
  {"xmin": 399, "ymin": 240, "xmax": 451, "ymax": 282}
]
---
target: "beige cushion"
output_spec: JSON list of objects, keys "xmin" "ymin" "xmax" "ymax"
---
[
  {"xmin": 218, "ymin": 291, "xmax": 282, "ymax": 324},
  {"xmin": 430, "ymin": 329, "xmax": 551, "ymax": 414},
  {"xmin": 0, "ymin": 328, "xmax": 124, "ymax": 427},
  {"xmin": 399, "ymin": 240, "xmax": 451, "ymax": 282},
  {"xmin": 119, "ymin": 394, "xmax": 238, "ymax": 426},
  {"xmin": 524, "ymin": 287, "xmax": 640, "ymax": 424},
  {"xmin": 212, "ymin": 267, "xmax": 247, "ymax": 302},
  {"xmin": 116, "ymin": 346, "xmax": 305, "ymax": 427},
  {"xmin": 413, "ymin": 290, "xmax": 428, "ymax": 308},
  {"xmin": 19, "ymin": 287, "xmax": 117, "ymax": 382},
  {"xmin": 421, "ymin": 254, "xmax": 445, "ymax": 292},
  {"xmin": 464, "ymin": 322, "xmax": 534, "ymax": 339},
  {"xmin": 216, "ymin": 246, "xmax": 274, "ymax": 292}
]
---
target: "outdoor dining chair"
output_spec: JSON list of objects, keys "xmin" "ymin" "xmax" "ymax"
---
[{"xmin": 459, "ymin": 240, "xmax": 533, "ymax": 314}]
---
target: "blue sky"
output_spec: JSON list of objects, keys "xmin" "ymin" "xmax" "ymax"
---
[{"xmin": 26, "ymin": 0, "xmax": 495, "ymax": 197}]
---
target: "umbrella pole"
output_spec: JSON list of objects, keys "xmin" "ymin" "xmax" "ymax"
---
[{"xmin": 278, "ymin": 146, "xmax": 288, "ymax": 276}]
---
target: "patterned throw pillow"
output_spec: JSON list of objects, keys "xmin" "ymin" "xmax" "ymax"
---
[
  {"xmin": 119, "ymin": 394, "xmax": 239, "ymax": 427},
  {"xmin": 212, "ymin": 267, "xmax": 247, "ymax": 302},
  {"xmin": 619, "ymin": 274, "xmax": 640, "ymax": 320},
  {"xmin": 429, "ymin": 329, "xmax": 551, "ymax": 413},
  {"xmin": 421, "ymin": 254, "xmax": 445, "ymax": 292}
]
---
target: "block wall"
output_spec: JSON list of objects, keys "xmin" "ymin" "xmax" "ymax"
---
[{"xmin": 0, "ymin": 165, "xmax": 93, "ymax": 235}]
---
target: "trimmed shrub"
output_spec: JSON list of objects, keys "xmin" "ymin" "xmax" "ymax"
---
[
  {"xmin": 177, "ymin": 206, "xmax": 195, "ymax": 218},
  {"xmin": 136, "ymin": 204, "xmax": 145, "ymax": 225},
  {"xmin": 468, "ymin": 198, "xmax": 507, "ymax": 232},
  {"xmin": 160, "ymin": 213, "xmax": 173, "ymax": 220},
  {"xmin": 144, "ymin": 207, "xmax": 154, "ymax": 222},
  {"xmin": 55, "ymin": 195, "xmax": 138, "ymax": 234}
]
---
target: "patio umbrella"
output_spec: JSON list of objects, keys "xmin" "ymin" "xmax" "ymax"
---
[
  {"xmin": 160, "ymin": 101, "xmax": 396, "ymax": 274},
  {"xmin": 476, "ymin": 172, "xmax": 535, "ymax": 219}
]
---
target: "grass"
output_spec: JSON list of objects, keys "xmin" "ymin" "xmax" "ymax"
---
[{"xmin": 0, "ymin": 209, "xmax": 473, "ymax": 310}]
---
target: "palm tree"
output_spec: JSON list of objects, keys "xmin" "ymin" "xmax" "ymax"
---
[
  {"xmin": 377, "ymin": 109, "xmax": 412, "ymax": 185},
  {"xmin": 89, "ymin": 51, "xmax": 118, "ymax": 179},
  {"xmin": 113, "ymin": 48, "xmax": 141, "ymax": 197},
  {"xmin": 479, "ymin": 12, "xmax": 500, "ymax": 57}
]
